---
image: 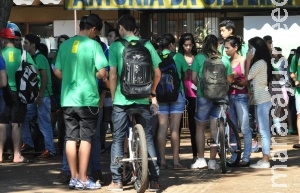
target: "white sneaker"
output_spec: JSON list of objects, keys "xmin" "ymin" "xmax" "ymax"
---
[
  {"xmin": 250, "ymin": 160, "xmax": 270, "ymax": 169},
  {"xmin": 208, "ymin": 160, "xmax": 220, "ymax": 170},
  {"xmin": 190, "ymin": 158, "xmax": 207, "ymax": 169}
]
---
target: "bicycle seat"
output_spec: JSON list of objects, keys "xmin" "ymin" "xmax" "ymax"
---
[
  {"xmin": 213, "ymin": 99, "xmax": 229, "ymax": 106},
  {"xmin": 126, "ymin": 108, "xmax": 145, "ymax": 116}
]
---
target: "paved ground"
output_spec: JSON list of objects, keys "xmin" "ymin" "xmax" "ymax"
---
[{"xmin": 0, "ymin": 129, "xmax": 299, "ymax": 193}]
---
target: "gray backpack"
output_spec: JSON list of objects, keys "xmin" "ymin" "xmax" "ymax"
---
[{"xmin": 200, "ymin": 57, "xmax": 229, "ymax": 100}]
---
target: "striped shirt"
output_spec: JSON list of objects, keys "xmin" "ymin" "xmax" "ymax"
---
[{"xmin": 248, "ymin": 59, "xmax": 271, "ymax": 105}]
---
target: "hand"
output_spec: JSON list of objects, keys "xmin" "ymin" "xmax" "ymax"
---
[
  {"xmin": 36, "ymin": 97, "xmax": 42, "ymax": 105},
  {"xmin": 150, "ymin": 101, "xmax": 158, "ymax": 115}
]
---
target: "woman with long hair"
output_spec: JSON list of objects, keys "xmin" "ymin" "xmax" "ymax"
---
[
  {"xmin": 191, "ymin": 34, "xmax": 233, "ymax": 170},
  {"xmin": 178, "ymin": 33, "xmax": 198, "ymax": 163},
  {"xmin": 224, "ymin": 36, "xmax": 252, "ymax": 167},
  {"xmin": 156, "ymin": 33, "xmax": 189, "ymax": 169},
  {"xmin": 246, "ymin": 37, "xmax": 272, "ymax": 168}
]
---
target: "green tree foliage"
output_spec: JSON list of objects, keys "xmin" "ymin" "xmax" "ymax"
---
[{"xmin": 0, "ymin": 0, "xmax": 14, "ymax": 30}]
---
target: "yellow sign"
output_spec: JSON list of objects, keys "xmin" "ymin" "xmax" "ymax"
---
[{"xmin": 64, "ymin": 0, "xmax": 297, "ymax": 10}]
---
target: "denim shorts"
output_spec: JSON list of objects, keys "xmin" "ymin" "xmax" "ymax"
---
[
  {"xmin": 195, "ymin": 97, "xmax": 221, "ymax": 122},
  {"xmin": 158, "ymin": 92, "xmax": 186, "ymax": 114},
  {"xmin": 295, "ymin": 95, "xmax": 300, "ymax": 114},
  {"xmin": 63, "ymin": 107, "xmax": 99, "ymax": 142}
]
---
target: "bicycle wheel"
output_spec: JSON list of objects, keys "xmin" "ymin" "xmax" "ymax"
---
[
  {"xmin": 218, "ymin": 118, "xmax": 227, "ymax": 173},
  {"xmin": 226, "ymin": 118, "xmax": 242, "ymax": 167},
  {"xmin": 132, "ymin": 124, "xmax": 148, "ymax": 193}
]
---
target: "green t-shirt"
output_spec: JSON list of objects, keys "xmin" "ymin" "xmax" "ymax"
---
[
  {"xmin": 290, "ymin": 55, "xmax": 300, "ymax": 96},
  {"xmin": 1, "ymin": 47, "xmax": 35, "ymax": 91},
  {"xmin": 109, "ymin": 36, "xmax": 161, "ymax": 106},
  {"xmin": 55, "ymin": 36, "xmax": 108, "ymax": 107},
  {"xmin": 161, "ymin": 50, "xmax": 189, "ymax": 92},
  {"xmin": 34, "ymin": 53, "xmax": 53, "ymax": 97},
  {"xmin": 190, "ymin": 53, "xmax": 232, "ymax": 97}
]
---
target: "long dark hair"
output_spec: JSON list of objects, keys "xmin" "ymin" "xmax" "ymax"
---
[
  {"xmin": 158, "ymin": 33, "xmax": 175, "ymax": 52},
  {"xmin": 178, "ymin": 33, "xmax": 197, "ymax": 56},
  {"xmin": 202, "ymin": 34, "xmax": 221, "ymax": 59},
  {"xmin": 248, "ymin": 36, "xmax": 272, "ymax": 84},
  {"xmin": 295, "ymin": 46, "xmax": 300, "ymax": 66},
  {"xmin": 223, "ymin": 36, "xmax": 242, "ymax": 52}
]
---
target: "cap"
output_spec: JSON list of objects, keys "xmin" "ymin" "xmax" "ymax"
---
[
  {"xmin": 0, "ymin": 28, "xmax": 16, "ymax": 39},
  {"xmin": 86, "ymin": 14, "xmax": 103, "ymax": 31}
]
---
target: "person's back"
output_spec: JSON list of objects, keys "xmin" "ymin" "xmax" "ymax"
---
[
  {"xmin": 54, "ymin": 13, "xmax": 107, "ymax": 190},
  {"xmin": 57, "ymin": 36, "xmax": 104, "ymax": 107},
  {"xmin": 108, "ymin": 14, "xmax": 161, "ymax": 192}
]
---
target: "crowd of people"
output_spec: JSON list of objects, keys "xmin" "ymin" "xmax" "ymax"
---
[{"xmin": 0, "ymin": 14, "xmax": 299, "ymax": 191}]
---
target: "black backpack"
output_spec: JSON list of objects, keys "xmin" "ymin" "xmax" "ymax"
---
[
  {"xmin": 156, "ymin": 52, "xmax": 180, "ymax": 103},
  {"xmin": 15, "ymin": 52, "xmax": 39, "ymax": 104},
  {"xmin": 200, "ymin": 56, "xmax": 229, "ymax": 100},
  {"xmin": 119, "ymin": 39, "xmax": 153, "ymax": 99}
]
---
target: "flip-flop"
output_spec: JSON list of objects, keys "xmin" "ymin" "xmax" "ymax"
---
[{"xmin": 13, "ymin": 157, "xmax": 33, "ymax": 163}]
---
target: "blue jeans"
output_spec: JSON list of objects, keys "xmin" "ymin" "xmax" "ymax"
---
[
  {"xmin": 110, "ymin": 104, "xmax": 159, "ymax": 183},
  {"xmin": 229, "ymin": 94, "xmax": 252, "ymax": 162},
  {"xmin": 62, "ymin": 108, "xmax": 103, "ymax": 173},
  {"xmin": 255, "ymin": 101, "xmax": 272, "ymax": 155},
  {"xmin": 22, "ymin": 97, "xmax": 56, "ymax": 153}
]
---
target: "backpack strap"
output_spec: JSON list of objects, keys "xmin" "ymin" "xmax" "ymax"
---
[{"xmin": 118, "ymin": 38, "xmax": 129, "ymax": 47}]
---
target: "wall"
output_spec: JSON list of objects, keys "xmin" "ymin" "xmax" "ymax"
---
[{"xmin": 244, "ymin": 15, "xmax": 300, "ymax": 57}]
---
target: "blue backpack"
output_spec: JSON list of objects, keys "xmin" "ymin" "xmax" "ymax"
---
[{"xmin": 156, "ymin": 52, "xmax": 180, "ymax": 103}]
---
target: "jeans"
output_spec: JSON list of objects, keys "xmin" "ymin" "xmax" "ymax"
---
[
  {"xmin": 255, "ymin": 101, "xmax": 272, "ymax": 155},
  {"xmin": 229, "ymin": 94, "xmax": 252, "ymax": 162},
  {"xmin": 62, "ymin": 108, "xmax": 104, "ymax": 173},
  {"xmin": 22, "ymin": 97, "xmax": 56, "ymax": 153},
  {"xmin": 110, "ymin": 104, "xmax": 159, "ymax": 183}
]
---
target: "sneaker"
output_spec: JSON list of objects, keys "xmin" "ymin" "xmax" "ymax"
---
[
  {"xmin": 69, "ymin": 178, "xmax": 77, "ymax": 189},
  {"xmin": 191, "ymin": 158, "xmax": 207, "ymax": 169},
  {"xmin": 250, "ymin": 160, "xmax": 270, "ymax": 169},
  {"xmin": 148, "ymin": 181, "xmax": 160, "ymax": 192},
  {"xmin": 21, "ymin": 144, "xmax": 34, "ymax": 152},
  {"xmin": 208, "ymin": 160, "xmax": 220, "ymax": 170},
  {"xmin": 251, "ymin": 140, "xmax": 259, "ymax": 152},
  {"xmin": 107, "ymin": 181, "xmax": 123, "ymax": 191},
  {"xmin": 38, "ymin": 150, "xmax": 56, "ymax": 159},
  {"xmin": 75, "ymin": 177, "xmax": 101, "ymax": 190},
  {"xmin": 53, "ymin": 170, "xmax": 71, "ymax": 185}
]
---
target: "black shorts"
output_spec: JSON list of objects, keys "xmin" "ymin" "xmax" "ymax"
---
[
  {"xmin": 63, "ymin": 107, "xmax": 99, "ymax": 143},
  {"xmin": 0, "ymin": 91, "xmax": 27, "ymax": 124}
]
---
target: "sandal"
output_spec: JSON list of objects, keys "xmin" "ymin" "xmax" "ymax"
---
[{"xmin": 173, "ymin": 163, "xmax": 187, "ymax": 170}]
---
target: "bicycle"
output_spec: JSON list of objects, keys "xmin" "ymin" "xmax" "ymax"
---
[
  {"xmin": 207, "ymin": 99, "xmax": 242, "ymax": 173},
  {"xmin": 115, "ymin": 107, "xmax": 150, "ymax": 193}
]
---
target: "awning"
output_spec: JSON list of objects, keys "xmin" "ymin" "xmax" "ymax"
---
[{"xmin": 13, "ymin": 0, "xmax": 63, "ymax": 5}]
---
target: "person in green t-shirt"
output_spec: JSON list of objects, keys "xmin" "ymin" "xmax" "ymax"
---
[
  {"xmin": 21, "ymin": 34, "xmax": 57, "ymax": 161},
  {"xmin": 156, "ymin": 33, "xmax": 189, "ymax": 170},
  {"xmin": 290, "ymin": 46, "xmax": 300, "ymax": 148},
  {"xmin": 0, "ymin": 28, "xmax": 34, "ymax": 163},
  {"xmin": 190, "ymin": 34, "xmax": 233, "ymax": 170},
  {"xmin": 108, "ymin": 14, "xmax": 161, "ymax": 191},
  {"xmin": 219, "ymin": 20, "xmax": 248, "ymax": 57},
  {"xmin": 54, "ymin": 14, "xmax": 107, "ymax": 190}
]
